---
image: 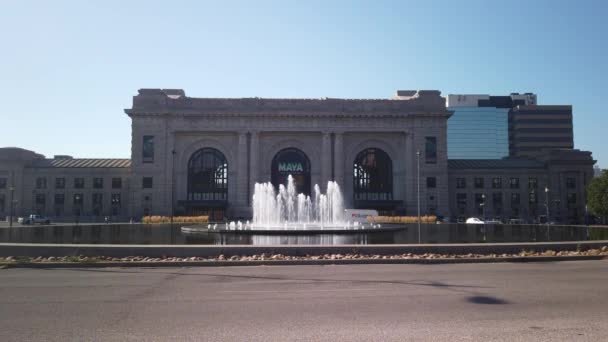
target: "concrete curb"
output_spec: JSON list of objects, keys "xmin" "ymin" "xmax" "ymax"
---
[
  {"xmin": 1, "ymin": 241, "xmax": 608, "ymax": 258},
  {"xmin": 1, "ymin": 255, "xmax": 606, "ymax": 268}
]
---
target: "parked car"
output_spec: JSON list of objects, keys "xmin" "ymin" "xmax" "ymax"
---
[
  {"xmin": 20, "ymin": 214, "xmax": 51, "ymax": 225},
  {"xmin": 465, "ymin": 217, "xmax": 485, "ymax": 224}
]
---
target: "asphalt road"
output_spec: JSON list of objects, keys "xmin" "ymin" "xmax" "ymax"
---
[{"xmin": 1, "ymin": 261, "xmax": 607, "ymax": 341}]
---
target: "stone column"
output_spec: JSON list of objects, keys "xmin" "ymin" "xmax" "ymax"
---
[
  {"xmin": 237, "ymin": 132, "xmax": 248, "ymax": 206},
  {"xmin": 321, "ymin": 131, "xmax": 332, "ymax": 189},
  {"xmin": 333, "ymin": 132, "xmax": 344, "ymax": 187},
  {"xmin": 249, "ymin": 131, "xmax": 260, "ymax": 205}
]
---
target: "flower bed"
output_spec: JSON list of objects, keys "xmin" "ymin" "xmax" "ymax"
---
[{"xmin": 142, "ymin": 216, "xmax": 209, "ymax": 224}]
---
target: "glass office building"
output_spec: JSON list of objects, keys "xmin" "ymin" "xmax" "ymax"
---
[{"xmin": 447, "ymin": 106, "xmax": 509, "ymax": 159}]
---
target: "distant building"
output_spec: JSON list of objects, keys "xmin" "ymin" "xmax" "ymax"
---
[
  {"xmin": 509, "ymin": 105, "xmax": 573, "ymax": 157},
  {"xmin": 446, "ymin": 93, "xmax": 536, "ymax": 159},
  {"xmin": 594, "ymin": 166, "xmax": 604, "ymax": 177},
  {"xmin": 448, "ymin": 150, "xmax": 595, "ymax": 224}
]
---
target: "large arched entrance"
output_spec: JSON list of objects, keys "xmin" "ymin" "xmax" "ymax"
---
[
  {"xmin": 353, "ymin": 148, "xmax": 398, "ymax": 214},
  {"xmin": 185, "ymin": 148, "xmax": 228, "ymax": 220},
  {"xmin": 271, "ymin": 148, "xmax": 311, "ymax": 195}
]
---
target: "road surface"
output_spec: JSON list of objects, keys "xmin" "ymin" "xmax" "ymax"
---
[{"xmin": 1, "ymin": 261, "xmax": 607, "ymax": 341}]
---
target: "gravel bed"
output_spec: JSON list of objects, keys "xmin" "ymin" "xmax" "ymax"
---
[{"xmin": 0, "ymin": 246, "xmax": 606, "ymax": 263}]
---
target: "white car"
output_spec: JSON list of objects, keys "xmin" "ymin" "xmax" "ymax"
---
[
  {"xmin": 20, "ymin": 214, "xmax": 51, "ymax": 225},
  {"xmin": 465, "ymin": 217, "xmax": 485, "ymax": 224}
]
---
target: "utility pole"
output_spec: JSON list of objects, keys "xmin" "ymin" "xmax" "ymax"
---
[{"xmin": 416, "ymin": 150, "xmax": 421, "ymax": 244}]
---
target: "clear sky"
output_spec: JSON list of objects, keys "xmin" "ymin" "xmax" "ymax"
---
[{"xmin": 1, "ymin": 0, "xmax": 606, "ymax": 167}]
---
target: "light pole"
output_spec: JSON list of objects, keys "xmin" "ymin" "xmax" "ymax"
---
[
  {"xmin": 416, "ymin": 150, "xmax": 421, "ymax": 244},
  {"xmin": 170, "ymin": 149, "xmax": 176, "ymax": 227},
  {"xmin": 545, "ymin": 186, "xmax": 550, "ymax": 240},
  {"xmin": 8, "ymin": 185, "xmax": 14, "ymax": 228},
  {"xmin": 544, "ymin": 186, "xmax": 550, "ymax": 226},
  {"xmin": 481, "ymin": 194, "xmax": 486, "ymax": 221}
]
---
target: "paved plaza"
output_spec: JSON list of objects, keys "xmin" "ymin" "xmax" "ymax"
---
[{"xmin": 1, "ymin": 261, "xmax": 607, "ymax": 341}]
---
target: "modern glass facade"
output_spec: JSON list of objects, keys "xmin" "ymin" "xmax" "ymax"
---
[{"xmin": 447, "ymin": 107, "xmax": 509, "ymax": 159}]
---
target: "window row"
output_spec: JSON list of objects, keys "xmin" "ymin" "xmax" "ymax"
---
[
  {"xmin": 455, "ymin": 177, "xmax": 577, "ymax": 190},
  {"xmin": 456, "ymin": 192, "xmax": 577, "ymax": 207},
  {"xmin": 34, "ymin": 177, "xmax": 123, "ymax": 189},
  {"xmin": 34, "ymin": 193, "xmax": 123, "ymax": 206},
  {"xmin": 33, "ymin": 177, "xmax": 154, "ymax": 190}
]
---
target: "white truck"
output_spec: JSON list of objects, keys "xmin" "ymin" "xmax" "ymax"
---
[
  {"xmin": 19, "ymin": 214, "xmax": 51, "ymax": 225},
  {"xmin": 344, "ymin": 209, "xmax": 379, "ymax": 223}
]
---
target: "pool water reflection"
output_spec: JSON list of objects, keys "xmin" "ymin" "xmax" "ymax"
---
[{"xmin": 1, "ymin": 223, "xmax": 607, "ymax": 245}]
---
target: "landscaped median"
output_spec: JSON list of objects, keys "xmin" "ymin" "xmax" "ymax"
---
[{"xmin": 0, "ymin": 244, "xmax": 606, "ymax": 268}]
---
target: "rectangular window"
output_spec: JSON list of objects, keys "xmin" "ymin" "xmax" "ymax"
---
[
  {"xmin": 456, "ymin": 193, "xmax": 467, "ymax": 208},
  {"xmin": 426, "ymin": 177, "xmax": 436, "ymax": 188},
  {"xmin": 74, "ymin": 178, "xmax": 85, "ymax": 189},
  {"xmin": 54, "ymin": 194, "xmax": 65, "ymax": 205},
  {"xmin": 528, "ymin": 177, "xmax": 538, "ymax": 190},
  {"xmin": 143, "ymin": 177, "xmax": 153, "ymax": 189},
  {"xmin": 0, "ymin": 178, "xmax": 6, "ymax": 189},
  {"xmin": 511, "ymin": 193, "xmax": 520, "ymax": 206},
  {"xmin": 456, "ymin": 178, "xmax": 466, "ymax": 189},
  {"xmin": 36, "ymin": 177, "xmax": 47, "ymax": 189},
  {"xmin": 492, "ymin": 192, "xmax": 503, "ymax": 206},
  {"xmin": 73, "ymin": 193, "xmax": 84, "ymax": 205},
  {"xmin": 566, "ymin": 177, "xmax": 576, "ymax": 189},
  {"xmin": 112, "ymin": 177, "xmax": 122, "ymax": 189},
  {"xmin": 92, "ymin": 193, "xmax": 103, "ymax": 216},
  {"xmin": 529, "ymin": 192, "xmax": 537, "ymax": 205},
  {"xmin": 509, "ymin": 177, "xmax": 520, "ymax": 189},
  {"xmin": 142, "ymin": 135, "xmax": 155, "ymax": 163},
  {"xmin": 35, "ymin": 193, "xmax": 46, "ymax": 205},
  {"xmin": 425, "ymin": 137, "xmax": 437, "ymax": 164},
  {"xmin": 492, "ymin": 177, "xmax": 502, "ymax": 189},
  {"xmin": 474, "ymin": 177, "xmax": 484, "ymax": 189},
  {"xmin": 0, "ymin": 194, "xmax": 5, "ymax": 213},
  {"xmin": 92, "ymin": 193, "xmax": 103, "ymax": 205},
  {"xmin": 93, "ymin": 177, "xmax": 104, "ymax": 189},
  {"xmin": 567, "ymin": 193, "xmax": 577, "ymax": 204},
  {"xmin": 55, "ymin": 177, "xmax": 65, "ymax": 189}
]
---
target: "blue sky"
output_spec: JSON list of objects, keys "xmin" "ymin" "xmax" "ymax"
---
[{"xmin": 1, "ymin": 0, "xmax": 607, "ymax": 167}]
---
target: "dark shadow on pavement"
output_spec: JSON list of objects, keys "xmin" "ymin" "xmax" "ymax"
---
[{"xmin": 466, "ymin": 295, "xmax": 509, "ymax": 305}]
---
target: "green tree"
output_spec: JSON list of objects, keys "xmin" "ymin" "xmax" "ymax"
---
[{"xmin": 587, "ymin": 170, "xmax": 608, "ymax": 220}]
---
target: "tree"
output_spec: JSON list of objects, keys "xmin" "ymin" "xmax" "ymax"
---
[{"xmin": 587, "ymin": 170, "xmax": 608, "ymax": 221}]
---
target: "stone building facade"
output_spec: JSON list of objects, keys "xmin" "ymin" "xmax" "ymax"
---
[
  {"xmin": 0, "ymin": 148, "xmax": 131, "ymax": 222},
  {"xmin": 0, "ymin": 88, "xmax": 595, "ymax": 223},
  {"xmin": 126, "ymin": 89, "xmax": 451, "ymax": 219},
  {"xmin": 448, "ymin": 149, "xmax": 595, "ymax": 224}
]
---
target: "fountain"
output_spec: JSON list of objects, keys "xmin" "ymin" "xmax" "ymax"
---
[
  {"xmin": 182, "ymin": 174, "xmax": 392, "ymax": 234},
  {"xmin": 251, "ymin": 175, "xmax": 346, "ymax": 230}
]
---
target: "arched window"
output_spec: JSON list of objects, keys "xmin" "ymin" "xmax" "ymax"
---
[
  {"xmin": 187, "ymin": 148, "xmax": 228, "ymax": 201},
  {"xmin": 271, "ymin": 148, "xmax": 311, "ymax": 195},
  {"xmin": 353, "ymin": 148, "xmax": 393, "ymax": 201}
]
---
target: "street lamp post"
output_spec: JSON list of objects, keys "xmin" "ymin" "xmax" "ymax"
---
[
  {"xmin": 8, "ymin": 185, "xmax": 14, "ymax": 228},
  {"xmin": 481, "ymin": 194, "xmax": 486, "ymax": 221},
  {"xmin": 416, "ymin": 150, "xmax": 421, "ymax": 244},
  {"xmin": 170, "ymin": 149, "xmax": 176, "ymax": 227},
  {"xmin": 545, "ymin": 186, "xmax": 550, "ymax": 240},
  {"xmin": 544, "ymin": 186, "xmax": 550, "ymax": 226}
]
